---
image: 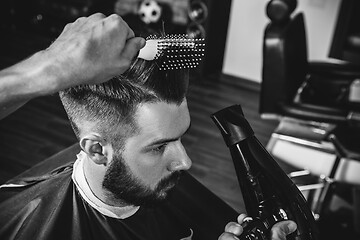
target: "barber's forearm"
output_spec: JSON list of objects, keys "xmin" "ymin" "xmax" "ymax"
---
[
  {"xmin": 0, "ymin": 50, "xmax": 63, "ymax": 120},
  {"xmin": 0, "ymin": 13, "xmax": 145, "ymax": 120}
]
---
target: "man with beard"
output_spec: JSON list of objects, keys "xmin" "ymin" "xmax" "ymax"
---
[{"xmin": 0, "ymin": 13, "xmax": 296, "ymax": 240}]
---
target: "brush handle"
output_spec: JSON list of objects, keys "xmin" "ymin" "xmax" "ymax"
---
[{"xmin": 138, "ymin": 39, "xmax": 159, "ymax": 61}]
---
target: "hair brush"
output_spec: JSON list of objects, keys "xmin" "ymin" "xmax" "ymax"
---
[{"xmin": 137, "ymin": 34, "xmax": 205, "ymax": 70}]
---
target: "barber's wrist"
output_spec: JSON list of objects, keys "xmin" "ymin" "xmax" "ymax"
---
[
  {"xmin": 29, "ymin": 50, "xmax": 71, "ymax": 95},
  {"xmin": 0, "ymin": 50, "xmax": 61, "ymax": 101}
]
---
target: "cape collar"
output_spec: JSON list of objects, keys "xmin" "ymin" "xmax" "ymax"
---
[{"xmin": 72, "ymin": 151, "xmax": 140, "ymax": 219}]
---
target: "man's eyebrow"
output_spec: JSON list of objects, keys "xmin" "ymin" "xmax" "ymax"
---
[{"xmin": 148, "ymin": 123, "xmax": 192, "ymax": 146}]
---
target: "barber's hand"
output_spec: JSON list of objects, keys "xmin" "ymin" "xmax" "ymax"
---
[
  {"xmin": 218, "ymin": 214, "xmax": 297, "ymax": 240},
  {"xmin": 0, "ymin": 13, "xmax": 145, "ymax": 119},
  {"xmin": 42, "ymin": 13, "xmax": 145, "ymax": 91},
  {"xmin": 270, "ymin": 220, "xmax": 297, "ymax": 240}
]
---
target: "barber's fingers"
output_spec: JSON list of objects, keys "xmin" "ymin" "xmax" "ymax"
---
[
  {"xmin": 224, "ymin": 221, "xmax": 243, "ymax": 236},
  {"xmin": 88, "ymin": 12, "xmax": 106, "ymax": 21},
  {"xmin": 104, "ymin": 13, "xmax": 135, "ymax": 40},
  {"xmin": 270, "ymin": 220, "xmax": 297, "ymax": 240},
  {"xmin": 121, "ymin": 37, "xmax": 146, "ymax": 61},
  {"xmin": 79, "ymin": 13, "xmax": 105, "ymax": 27},
  {"xmin": 218, "ymin": 232, "xmax": 240, "ymax": 240},
  {"xmin": 218, "ymin": 221, "xmax": 243, "ymax": 240},
  {"xmin": 237, "ymin": 213, "xmax": 253, "ymax": 224},
  {"xmin": 61, "ymin": 13, "xmax": 104, "ymax": 35}
]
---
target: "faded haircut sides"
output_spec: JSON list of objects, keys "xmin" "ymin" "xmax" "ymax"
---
[{"xmin": 59, "ymin": 58, "xmax": 189, "ymax": 143}]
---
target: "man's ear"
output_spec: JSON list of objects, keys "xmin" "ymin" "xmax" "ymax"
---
[{"xmin": 79, "ymin": 134, "xmax": 110, "ymax": 165}]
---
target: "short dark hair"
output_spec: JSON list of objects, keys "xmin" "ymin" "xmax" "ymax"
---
[{"xmin": 59, "ymin": 58, "xmax": 189, "ymax": 143}]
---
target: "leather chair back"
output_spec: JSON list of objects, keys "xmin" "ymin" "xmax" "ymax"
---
[{"xmin": 260, "ymin": 12, "xmax": 308, "ymax": 118}]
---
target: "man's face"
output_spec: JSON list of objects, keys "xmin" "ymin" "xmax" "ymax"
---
[{"xmin": 103, "ymin": 99, "xmax": 192, "ymax": 206}]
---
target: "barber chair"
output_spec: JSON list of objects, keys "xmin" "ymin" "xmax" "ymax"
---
[{"xmin": 261, "ymin": 0, "xmax": 360, "ymax": 234}]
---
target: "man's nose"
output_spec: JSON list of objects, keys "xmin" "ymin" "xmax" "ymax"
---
[{"xmin": 168, "ymin": 142, "xmax": 192, "ymax": 172}]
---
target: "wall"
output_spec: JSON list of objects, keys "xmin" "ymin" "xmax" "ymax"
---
[
  {"xmin": 115, "ymin": 0, "xmax": 189, "ymax": 24},
  {"xmin": 222, "ymin": 0, "xmax": 342, "ymax": 83}
]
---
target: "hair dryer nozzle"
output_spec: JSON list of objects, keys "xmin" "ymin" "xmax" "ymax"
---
[{"xmin": 211, "ymin": 105, "xmax": 254, "ymax": 147}]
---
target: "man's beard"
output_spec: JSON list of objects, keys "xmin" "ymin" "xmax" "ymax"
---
[{"xmin": 102, "ymin": 152, "xmax": 183, "ymax": 207}]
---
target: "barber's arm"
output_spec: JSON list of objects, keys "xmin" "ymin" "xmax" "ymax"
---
[
  {"xmin": 0, "ymin": 13, "xmax": 145, "ymax": 120},
  {"xmin": 219, "ymin": 214, "xmax": 297, "ymax": 240}
]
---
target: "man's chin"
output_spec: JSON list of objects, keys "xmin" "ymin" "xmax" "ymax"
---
[
  {"xmin": 108, "ymin": 171, "xmax": 183, "ymax": 207},
  {"xmin": 142, "ymin": 186, "xmax": 177, "ymax": 207},
  {"xmin": 140, "ymin": 176, "xmax": 181, "ymax": 207},
  {"xmin": 157, "ymin": 182, "xmax": 177, "ymax": 199}
]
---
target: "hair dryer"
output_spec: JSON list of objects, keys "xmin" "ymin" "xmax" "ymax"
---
[{"xmin": 211, "ymin": 105, "xmax": 318, "ymax": 240}]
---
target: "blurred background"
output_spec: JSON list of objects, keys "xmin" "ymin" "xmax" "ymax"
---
[{"xmin": 0, "ymin": 0, "xmax": 360, "ymax": 239}]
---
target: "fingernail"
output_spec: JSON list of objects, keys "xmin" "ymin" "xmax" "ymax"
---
[
  {"xmin": 243, "ymin": 216, "xmax": 253, "ymax": 222},
  {"xmin": 287, "ymin": 221, "xmax": 297, "ymax": 233},
  {"xmin": 139, "ymin": 37, "xmax": 146, "ymax": 48}
]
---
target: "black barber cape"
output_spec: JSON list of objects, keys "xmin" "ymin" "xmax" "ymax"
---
[{"xmin": 0, "ymin": 163, "xmax": 238, "ymax": 240}]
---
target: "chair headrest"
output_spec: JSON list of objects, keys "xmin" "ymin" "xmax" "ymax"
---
[{"xmin": 266, "ymin": 0, "xmax": 297, "ymax": 23}]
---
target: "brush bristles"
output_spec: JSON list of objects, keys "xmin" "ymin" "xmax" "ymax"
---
[{"xmin": 138, "ymin": 34, "xmax": 205, "ymax": 71}]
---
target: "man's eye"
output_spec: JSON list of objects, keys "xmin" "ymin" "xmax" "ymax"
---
[{"xmin": 152, "ymin": 143, "xmax": 167, "ymax": 153}]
